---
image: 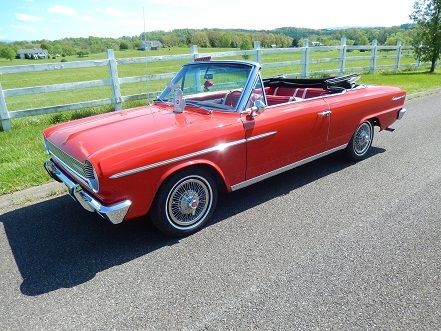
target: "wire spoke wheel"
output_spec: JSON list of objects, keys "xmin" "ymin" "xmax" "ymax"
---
[
  {"xmin": 353, "ymin": 122, "xmax": 373, "ymax": 155},
  {"xmin": 344, "ymin": 120, "xmax": 374, "ymax": 161},
  {"xmin": 166, "ymin": 175, "xmax": 213, "ymax": 229}
]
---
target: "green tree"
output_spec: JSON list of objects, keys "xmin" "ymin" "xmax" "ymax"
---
[
  {"xmin": 119, "ymin": 41, "xmax": 129, "ymax": 50},
  {"xmin": 220, "ymin": 32, "xmax": 232, "ymax": 48},
  {"xmin": 207, "ymin": 30, "xmax": 223, "ymax": 48},
  {"xmin": 385, "ymin": 31, "xmax": 414, "ymax": 45},
  {"xmin": 239, "ymin": 36, "xmax": 252, "ymax": 59},
  {"xmin": 190, "ymin": 31, "xmax": 210, "ymax": 48},
  {"xmin": 0, "ymin": 47, "xmax": 16, "ymax": 61},
  {"xmin": 161, "ymin": 34, "xmax": 179, "ymax": 47},
  {"xmin": 77, "ymin": 50, "xmax": 89, "ymax": 58},
  {"xmin": 410, "ymin": 0, "xmax": 441, "ymax": 72}
]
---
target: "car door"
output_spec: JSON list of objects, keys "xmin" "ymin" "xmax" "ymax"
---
[
  {"xmin": 242, "ymin": 96, "xmax": 331, "ymax": 180},
  {"xmin": 323, "ymin": 88, "xmax": 375, "ymax": 149}
]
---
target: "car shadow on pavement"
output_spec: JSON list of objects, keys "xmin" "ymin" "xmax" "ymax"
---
[
  {"xmin": 1, "ymin": 147, "xmax": 385, "ymax": 296},
  {"xmin": 207, "ymin": 147, "xmax": 385, "ymax": 229}
]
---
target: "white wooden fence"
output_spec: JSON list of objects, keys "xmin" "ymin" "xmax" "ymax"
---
[{"xmin": 0, "ymin": 38, "xmax": 424, "ymax": 131}]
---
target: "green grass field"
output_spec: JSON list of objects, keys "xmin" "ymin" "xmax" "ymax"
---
[{"xmin": 0, "ymin": 47, "xmax": 439, "ymax": 195}]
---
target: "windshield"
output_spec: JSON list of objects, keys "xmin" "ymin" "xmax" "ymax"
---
[{"xmin": 157, "ymin": 62, "xmax": 254, "ymax": 112}]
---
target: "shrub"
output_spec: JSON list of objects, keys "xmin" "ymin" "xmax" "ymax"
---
[
  {"xmin": 119, "ymin": 42, "xmax": 129, "ymax": 50},
  {"xmin": 70, "ymin": 109, "xmax": 97, "ymax": 120},
  {"xmin": 49, "ymin": 113, "xmax": 69, "ymax": 124}
]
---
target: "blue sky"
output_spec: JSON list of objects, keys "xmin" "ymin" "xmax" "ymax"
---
[{"xmin": 1, "ymin": 0, "xmax": 415, "ymax": 41}]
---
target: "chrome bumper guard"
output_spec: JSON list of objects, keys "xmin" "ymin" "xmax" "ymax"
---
[
  {"xmin": 44, "ymin": 160, "xmax": 131, "ymax": 224},
  {"xmin": 398, "ymin": 108, "xmax": 407, "ymax": 120}
]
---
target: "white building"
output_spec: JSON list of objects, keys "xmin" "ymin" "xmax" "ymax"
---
[
  {"xmin": 17, "ymin": 48, "xmax": 49, "ymax": 59},
  {"xmin": 138, "ymin": 40, "xmax": 163, "ymax": 51}
]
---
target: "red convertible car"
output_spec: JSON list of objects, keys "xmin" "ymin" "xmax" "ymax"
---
[{"xmin": 43, "ymin": 60, "xmax": 406, "ymax": 236}]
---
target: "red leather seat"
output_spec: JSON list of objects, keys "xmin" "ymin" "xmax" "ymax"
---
[{"xmin": 266, "ymin": 95, "xmax": 292, "ymax": 106}]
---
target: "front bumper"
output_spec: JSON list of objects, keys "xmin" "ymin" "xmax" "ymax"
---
[{"xmin": 44, "ymin": 160, "xmax": 131, "ymax": 224}]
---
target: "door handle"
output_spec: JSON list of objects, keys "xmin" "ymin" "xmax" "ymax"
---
[{"xmin": 318, "ymin": 110, "xmax": 332, "ymax": 117}]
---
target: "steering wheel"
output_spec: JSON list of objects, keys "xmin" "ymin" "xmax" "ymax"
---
[{"xmin": 223, "ymin": 90, "xmax": 242, "ymax": 107}]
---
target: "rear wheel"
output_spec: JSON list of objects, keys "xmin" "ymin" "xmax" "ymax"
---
[
  {"xmin": 151, "ymin": 168, "xmax": 218, "ymax": 237},
  {"xmin": 344, "ymin": 120, "xmax": 374, "ymax": 161}
]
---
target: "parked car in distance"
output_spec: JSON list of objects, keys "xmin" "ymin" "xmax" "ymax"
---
[{"xmin": 43, "ymin": 60, "xmax": 406, "ymax": 236}]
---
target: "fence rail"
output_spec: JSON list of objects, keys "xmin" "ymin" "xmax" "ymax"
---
[{"xmin": 0, "ymin": 38, "xmax": 433, "ymax": 131}]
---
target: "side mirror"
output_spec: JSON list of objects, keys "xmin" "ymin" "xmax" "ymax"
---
[{"xmin": 249, "ymin": 99, "xmax": 266, "ymax": 118}]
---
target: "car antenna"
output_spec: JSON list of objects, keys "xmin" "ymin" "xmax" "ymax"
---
[{"xmin": 143, "ymin": 6, "xmax": 150, "ymax": 107}]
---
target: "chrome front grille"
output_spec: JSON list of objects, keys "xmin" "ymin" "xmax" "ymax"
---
[{"xmin": 45, "ymin": 139, "xmax": 86, "ymax": 179}]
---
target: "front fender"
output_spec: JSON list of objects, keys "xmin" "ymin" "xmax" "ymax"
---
[{"xmin": 156, "ymin": 159, "xmax": 230, "ymax": 192}]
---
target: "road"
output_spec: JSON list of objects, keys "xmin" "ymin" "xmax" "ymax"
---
[{"xmin": 1, "ymin": 92, "xmax": 440, "ymax": 330}]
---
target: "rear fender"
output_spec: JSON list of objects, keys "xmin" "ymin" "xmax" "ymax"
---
[{"xmin": 359, "ymin": 107, "xmax": 401, "ymax": 131}]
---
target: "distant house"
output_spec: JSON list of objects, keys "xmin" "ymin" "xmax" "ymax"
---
[
  {"xmin": 17, "ymin": 48, "xmax": 49, "ymax": 59},
  {"xmin": 138, "ymin": 40, "xmax": 163, "ymax": 51}
]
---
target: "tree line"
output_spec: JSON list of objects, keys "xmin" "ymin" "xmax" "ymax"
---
[
  {"xmin": 0, "ymin": 26, "xmax": 414, "ymax": 61},
  {"xmin": 0, "ymin": 0, "xmax": 439, "ymax": 73}
]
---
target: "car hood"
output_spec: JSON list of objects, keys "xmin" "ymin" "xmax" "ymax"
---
[{"xmin": 44, "ymin": 104, "xmax": 225, "ymax": 160}]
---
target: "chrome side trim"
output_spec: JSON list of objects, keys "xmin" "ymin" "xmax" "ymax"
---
[
  {"xmin": 110, "ymin": 138, "xmax": 247, "ymax": 179},
  {"xmin": 392, "ymin": 95, "xmax": 406, "ymax": 101},
  {"xmin": 231, "ymin": 144, "xmax": 348, "ymax": 191},
  {"xmin": 110, "ymin": 132, "xmax": 277, "ymax": 179},
  {"xmin": 44, "ymin": 160, "xmax": 131, "ymax": 224},
  {"xmin": 247, "ymin": 131, "xmax": 277, "ymax": 142}
]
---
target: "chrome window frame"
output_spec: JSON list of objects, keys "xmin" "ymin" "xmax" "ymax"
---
[{"xmin": 157, "ymin": 60, "xmax": 261, "ymax": 114}]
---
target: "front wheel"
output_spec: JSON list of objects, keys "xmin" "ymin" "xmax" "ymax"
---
[
  {"xmin": 150, "ymin": 168, "xmax": 218, "ymax": 237},
  {"xmin": 344, "ymin": 120, "xmax": 374, "ymax": 161}
]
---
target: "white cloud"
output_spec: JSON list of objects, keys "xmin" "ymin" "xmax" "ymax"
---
[
  {"xmin": 102, "ymin": 7, "xmax": 131, "ymax": 17},
  {"xmin": 16, "ymin": 13, "xmax": 42, "ymax": 22},
  {"xmin": 12, "ymin": 24, "xmax": 37, "ymax": 33},
  {"xmin": 48, "ymin": 5, "xmax": 78, "ymax": 16},
  {"xmin": 24, "ymin": 0, "xmax": 34, "ymax": 2},
  {"xmin": 79, "ymin": 15, "xmax": 95, "ymax": 23}
]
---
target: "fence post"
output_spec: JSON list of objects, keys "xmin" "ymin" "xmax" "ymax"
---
[
  {"xmin": 191, "ymin": 45, "xmax": 199, "ymax": 60},
  {"xmin": 339, "ymin": 37, "xmax": 347, "ymax": 75},
  {"xmin": 106, "ymin": 49, "xmax": 122, "ymax": 111},
  {"xmin": 395, "ymin": 41, "xmax": 402, "ymax": 72},
  {"xmin": 302, "ymin": 39, "xmax": 310, "ymax": 78},
  {"xmin": 369, "ymin": 40, "xmax": 378, "ymax": 73},
  {"xmin": 0, "ymin": 83, "xmax": 11, "ymax": 132},
  {"xmin": 254, "ymin": 41, "xmax": 262, "ymax": 64}
]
